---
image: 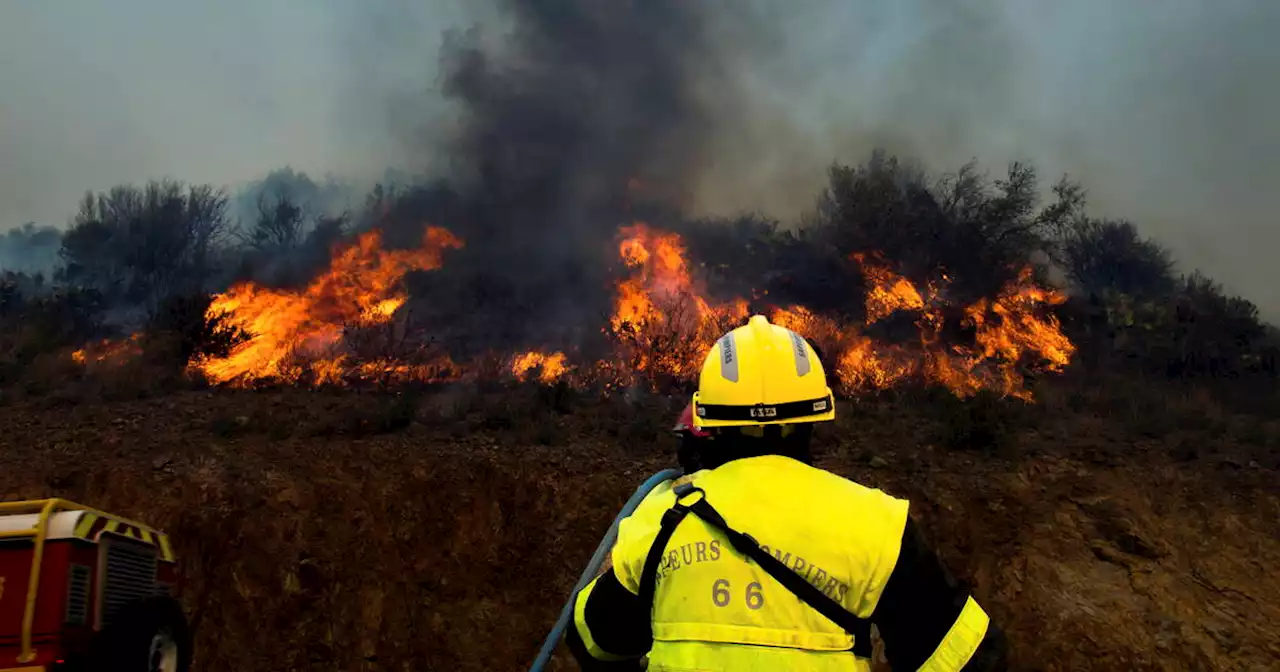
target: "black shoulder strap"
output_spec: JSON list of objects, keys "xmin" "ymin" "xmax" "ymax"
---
[
  {"xmin": 636, "ymin": 483, "xmax": 873, "ymax": 658},
  {"xmin": 637, "ymin": 502, "xmax": 692, "ymax": 613}
]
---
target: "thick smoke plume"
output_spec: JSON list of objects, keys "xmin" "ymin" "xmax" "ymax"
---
[{"xmin": 379, "ymin": 0, "xmax": 740, "ymax": 353}]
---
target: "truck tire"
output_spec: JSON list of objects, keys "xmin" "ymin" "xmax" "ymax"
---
[{"xmin": 90, "ymin": 597, "xmax": 192, "ymax": 672}]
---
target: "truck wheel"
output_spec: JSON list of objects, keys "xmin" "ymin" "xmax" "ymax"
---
[{"xmin": 92, "ymin": 597, "xmax": 192, "ymax": 672}]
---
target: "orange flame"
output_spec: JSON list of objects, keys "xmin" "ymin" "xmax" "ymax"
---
[
  {"xmin": 969, "ymin": 268, "xmax": 1073, "ymax": 370},
  {"xmin": 784, "ymin": 256, "xmax": 1076, "ymax": 400},
  {"xmin": 771, "ymin": 305, "xmax": 914, "ymax": 392},
  {"xmin": 66, "ymin": 220, "xmax": 1074, "ymax": 401},
  {"xmin": 196, "ymin": 226, "xmax": 463, "ymax": 386},
  {"xmin": 952, "ymin": 267, "xmax": 1075, "ymax": 399},
  {"xmin": 854, "ymin": 253, "xmax": 926, "ymax": 324},
  {"xmin": 608, "ymin": 224, "xmax": 747, "ymax": 385},
  {"xmin": 511, "ymin": 351, "xmax": 569, "ymax": 384},
  {"xmin": 71, "ymin": 334, "xmax": 144, "ymax": 368}
]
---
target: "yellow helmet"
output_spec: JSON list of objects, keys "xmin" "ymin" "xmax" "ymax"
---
[{"xmin": 691, "ymin": 314, "xmax": 835, "ymax": 429}]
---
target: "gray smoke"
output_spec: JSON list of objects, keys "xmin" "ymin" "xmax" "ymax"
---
[
  {"xmin": 0, "ymin": 223, "xmax": 61, "ymax": 275},
  {"xmin": 1, "ymin": 1, "xmax": 1277, "ymax": 314}
]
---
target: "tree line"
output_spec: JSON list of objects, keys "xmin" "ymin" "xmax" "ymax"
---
[{"xmin": 1, "ymin": 153, "xmax": 1273, "ymax": 390}]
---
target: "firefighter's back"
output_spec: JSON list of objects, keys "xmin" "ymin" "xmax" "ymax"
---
[{"xmin": 612, "ymin": 454, "xmax": 909, "ymax": 671}]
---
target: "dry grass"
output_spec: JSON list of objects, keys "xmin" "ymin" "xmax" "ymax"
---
[{"xmin": 0, "ymin": 378, "xmax": 1276, "ymax": 670}]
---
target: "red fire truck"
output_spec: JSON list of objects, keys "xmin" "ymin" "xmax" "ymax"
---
[{"xmin": 0, "ymin": 500, "xmax": 191, "ymax": 671}]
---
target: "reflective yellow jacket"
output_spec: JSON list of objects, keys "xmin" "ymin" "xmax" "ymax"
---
[{"xmin": 567, "ymin": 455, "xmax": 1006, "ymax": 671}]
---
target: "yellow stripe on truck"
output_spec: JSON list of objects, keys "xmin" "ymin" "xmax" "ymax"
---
[
  {"xmin": 68, "ymin": 508, "xmax": 175, "ymax": 560},
  {"xmin": 157, "ymin": 533, "xmax": 175, "ymax": 562},
  {"xmin": 73, "ymin": 512, "xmax": 99, "ymax": 538}
]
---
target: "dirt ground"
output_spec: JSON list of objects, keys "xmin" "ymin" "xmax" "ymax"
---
[{"xmin": 0, "ymin": 380, "xmax": 1276, "ymax": 671}]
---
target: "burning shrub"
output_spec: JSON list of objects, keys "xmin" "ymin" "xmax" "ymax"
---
[
  {"xmin": 43, "ymin": 205, "xmax": 1080, "ymax": 404},
  {"xmin": 771, "ymin": 256, "xmax": 1073, "ymax": 401},
  {"xmin": 607, "ymin": 224, "xmax": 748, "ymax": 391},
  {"xmin": 510, "ymin": 351, "xmax": 570, "ymax": 385},
  {"xmin": 194, "ymin": 225, "xmax": 464, "ymax": 387},
  {"xmin": 22, "ymin": 144, "xmax": 1273, "ymax": 410},
  {"xmin": 144, "ymin": 293, "xmax": 250, "ymax": 368},
  {"xmin": 75, "ymin": 212, "xmax": 1067, "ymax": 402},
  {"xmin": 814, "ymin": 152, "xmax": 1083, "ymax": 303}
]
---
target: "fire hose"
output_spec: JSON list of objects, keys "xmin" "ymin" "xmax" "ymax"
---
[{"xmin": 529, "ymin": 468, "xmax": 683, "ymax": 672}]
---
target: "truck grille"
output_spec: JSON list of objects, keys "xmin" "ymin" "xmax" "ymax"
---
[
  {"xmin": 100, "ymin": 540, "xmax": 158, "ymax": 627},
  {"xmin": 65, "ymin": 564, "xmax": 91, "ymax": 625}
]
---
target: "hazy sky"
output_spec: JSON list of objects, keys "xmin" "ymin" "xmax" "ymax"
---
[{"xmin": 1, "ymin": 0, "xmax": 1277, "ymax": 313}]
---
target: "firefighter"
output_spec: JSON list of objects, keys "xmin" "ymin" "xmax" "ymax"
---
[{"xmin": 566, "ymin": 315, "xmax": 1008, "ymax": 671}]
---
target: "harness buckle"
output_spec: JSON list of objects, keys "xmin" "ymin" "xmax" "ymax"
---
[
  {"xmin": 672, "ymin": 483, "xmax": 705, "ymax": 507},
  {"xmin": 673, "ymin": 482, "xmax": 699, "ymax": 498}
]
